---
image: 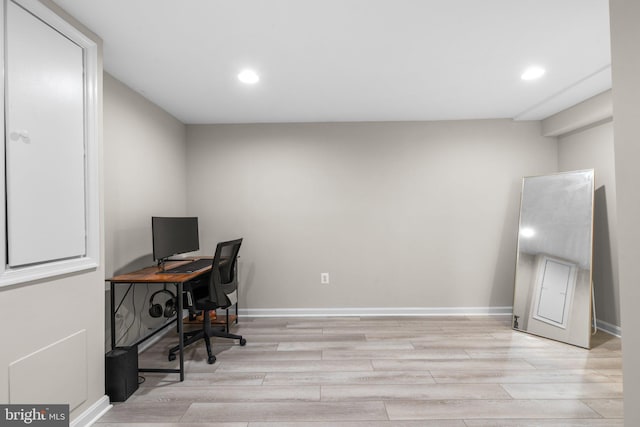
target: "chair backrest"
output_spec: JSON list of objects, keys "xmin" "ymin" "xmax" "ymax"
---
[{"xmin": 208, "ymin": 238, "xmax": 243, "ymax": 308}]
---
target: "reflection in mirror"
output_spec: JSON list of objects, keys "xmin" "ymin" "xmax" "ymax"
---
[{"xmin": 512, "ymin": 170, "xmax": 594, "ymax": 348}]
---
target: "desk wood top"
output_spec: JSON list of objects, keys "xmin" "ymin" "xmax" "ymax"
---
[{"xmin": 106, "ymin": 257, "xmax": 213, "ymax": 283}]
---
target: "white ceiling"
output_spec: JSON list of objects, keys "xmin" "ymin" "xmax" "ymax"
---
[{"xmin": 52, "ymin": 0, "xmax": 611, "ymax": 125}]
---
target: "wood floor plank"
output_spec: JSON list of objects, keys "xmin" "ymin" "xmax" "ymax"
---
[
  {"xmin": 430, "ymin": 369, "xmax": 615, "ymax": 384},
  {"xmin": 464, "ymin": 349, "xmax": 603, "ymax": 359},
  {"xmin": 214, "ymin": 350, "xmax": 322, "ymax": 361},
  {"xmin": 96, "ymin": 424, "xmax": 247, "ymax": 427},
  {"xmin": 501, "ymin": 382, "xmax": 623, "ymax": 399},
  {"xmin": 235, "ymin": 326, "xmax": 324, "ymax": 335},
  {"xmin": 129, "ymin": 385, "xmax": 320, "ymax": 403},
  {"xmin": 524, "ymin": 357, "xmax": 623, "ymax": 370},
  {"xmin": 320, "ymin": 383, "xmax": 511, "ymax": 401},
  {"xmin": 463, "ymin": 420, "xmax": 623, "ymax": 427},
  {"xmin": 263, "ymin": 370, "xmax": 436, "ymax": 385},
  {"xmin": 245, "ymin": 334, "xmax": 367, "ymax": 343},
  {"xmin": 141, "ymin": 372, "xmax": 265, "ymax": 387},
  {"xmin": 277, "ymin": 340, "xmax": 414, "ymax": 351},
  {"xmin": 411, "ymin": 340, "xmax": 552, "ymax": 350},
  {"xmin": 385, "ymin": 399, "xmax": 599, "ymax": 420},
  {"xmin": 321, "ymin": 349, "xmax": 470, "ymax": 360},
  {"xmin": 181, "ymin": 402, "xmax": 389, "ymax": 422},
  {"xmin": 372, "ymin": 358, "xmax": 536, "ymax": 371},
  {"xmin": 248, "ymin": 421, "xmax": 465, "ymax": 427},
  {"xmin": 582, "ymin": 398, "xmax": 624, "ymax": 418},
  {"xmin": 365, "ymin": 332, "xmax": 496, "ymax": 339},
  {"xmin": 216, "ymin": 359, "xmax": 374, "ymax": 373}
]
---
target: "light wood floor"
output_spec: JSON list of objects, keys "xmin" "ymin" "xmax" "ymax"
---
[{"xmin": 96, "ymin": 316, "xmax": 623, "ymax": 426}]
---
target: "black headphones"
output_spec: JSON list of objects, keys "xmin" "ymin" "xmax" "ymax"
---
[{"xmin": 148, "ymin": 289, "xmax": 177, "ymax": 318}]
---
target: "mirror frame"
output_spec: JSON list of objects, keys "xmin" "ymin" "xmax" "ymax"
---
[{"xmin": 512, "ymin": 169, "xmax": 594, "ymax": 349}]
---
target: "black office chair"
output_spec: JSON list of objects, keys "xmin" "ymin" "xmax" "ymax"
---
[{"xmin": 168, "ymin": 238, "xmax": 246, "ymax": 364}]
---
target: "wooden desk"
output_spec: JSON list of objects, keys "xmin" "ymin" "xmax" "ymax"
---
[{"xmin": 106, "ymin": 258, "xmax": 213, "ymax": 381}]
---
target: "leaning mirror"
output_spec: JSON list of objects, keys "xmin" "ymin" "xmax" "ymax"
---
[{"xmin": 512, "ymin": 170, "xmax": 594, "ymax": 348}]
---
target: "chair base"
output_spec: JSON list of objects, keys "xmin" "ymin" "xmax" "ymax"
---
[{"xmin": 168, "ymin": 310, "xmax": 246, "ymax": 364}]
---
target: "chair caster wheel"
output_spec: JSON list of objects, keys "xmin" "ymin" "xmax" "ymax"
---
[
  {"xmin": 240, "ymin": 338, "xmax": 247, "ymax": 346},
  {"xmin": 207, "ymin": 355, "xmax": 216, "ymax": 364},
  {"xmin": 168, "ymin": 353, "xmax": 176, "ymax": 361}
]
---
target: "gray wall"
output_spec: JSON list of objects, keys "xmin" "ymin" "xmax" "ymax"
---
[
  {"xmin": 557, "ymin": 121, "xmax": 619, "ymax": 329},
  {"xmin": 540, "ymin": 91, "xmax": 619, "ymax": 332},
  {"xmin": 186, "ymin": 120, "xmax": 557, "ymax": 313},
  {"xmin": 610, "ymin": 1, "xmax": 640, "ymax": 425},
  {"xmin": 104, "ymin": 74, "xmax": 188, "ymax": 278},
  {"xmin": 104, "ymin": 73, "xmax": 188, "ymax": 346},
  {"xmin": 0, "ymin": 1, "xmax": 105, "ymax": 422}
]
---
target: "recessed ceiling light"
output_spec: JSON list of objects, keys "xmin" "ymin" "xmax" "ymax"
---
[
  {"xmin": 238, "ymin": 69, "xmax": 259, "ymax": 84},
  {"xmin": 521, "ymin": 66, "xmax": 546, "ymax": 81}
]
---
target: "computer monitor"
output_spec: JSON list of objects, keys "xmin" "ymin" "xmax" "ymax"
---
[{"xmin": 151, "ymin": 216, "xmax": 199, "ymax": 264}]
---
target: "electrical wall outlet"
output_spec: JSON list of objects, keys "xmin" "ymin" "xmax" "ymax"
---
[{"xmin": 321, "ymin": 272, "xmax": 330, "ymax": 284}]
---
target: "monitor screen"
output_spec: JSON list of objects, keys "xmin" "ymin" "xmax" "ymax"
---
[{"xmin": 151, "ymin": 216, "xmax": 199, "ymax": 262}]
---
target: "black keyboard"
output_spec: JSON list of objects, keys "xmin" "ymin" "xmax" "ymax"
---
[{"xmin": 160, "ymin": 258, "xmax": 212, "ymax": 274}]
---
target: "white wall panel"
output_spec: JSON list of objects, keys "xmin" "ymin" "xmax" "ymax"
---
[
  {"xmin": 6, "ymin": 1, "xmax": 85, "ymax": 266},
  {"xmin": 9, "ymin": 330, "xmax": 87, "ymax": 410}
]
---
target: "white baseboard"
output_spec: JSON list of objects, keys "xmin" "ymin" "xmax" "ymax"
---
[
  {"xmin": 239, "ymin": 306, "xmax": 513, "ymax": 318},
  {"xmin": 70, "ymin": 395, "xmax": 111, "ymax": 427},
  {"xmin": 596, "ymin": 319, "xmax": 622, "ymax": 337}
]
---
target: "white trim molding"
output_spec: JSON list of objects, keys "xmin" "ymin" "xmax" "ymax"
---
[
  {"xmin": 0, "ymin": 0, "xmax": 100, "ymax": 287},
  {"xmin": 240, "ymin": 306, "xmax": 513, "ymax": 318},
  {"xmin": 70, "ymin": 395, "xmax": 111, "ymax": 427},
  {"xmin": 596, "ymin": 319, "xmax": 622, "ymax": 337}
]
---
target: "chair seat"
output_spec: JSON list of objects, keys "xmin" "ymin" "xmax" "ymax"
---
[{"xmin": 194, "ymin": 296, "xmax": 231, "ymax": 311}]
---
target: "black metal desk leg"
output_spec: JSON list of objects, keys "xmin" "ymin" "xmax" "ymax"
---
[
  {"xmin": 176, "ymin": 282, "xmax": 185, "ymax": 381},
  {"xmin": 110, "ymin": 282, "xmax": 116, "ymax": 350}
]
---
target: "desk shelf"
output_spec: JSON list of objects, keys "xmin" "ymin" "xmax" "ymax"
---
[{"xmin": 183, "ymin": 312, "xmax": 238, "ymax": 331}]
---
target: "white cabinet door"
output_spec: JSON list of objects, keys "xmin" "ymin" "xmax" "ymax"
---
[{"xmin": 6, "ymin": 1, "xmax": 86, "ymax": 266}]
